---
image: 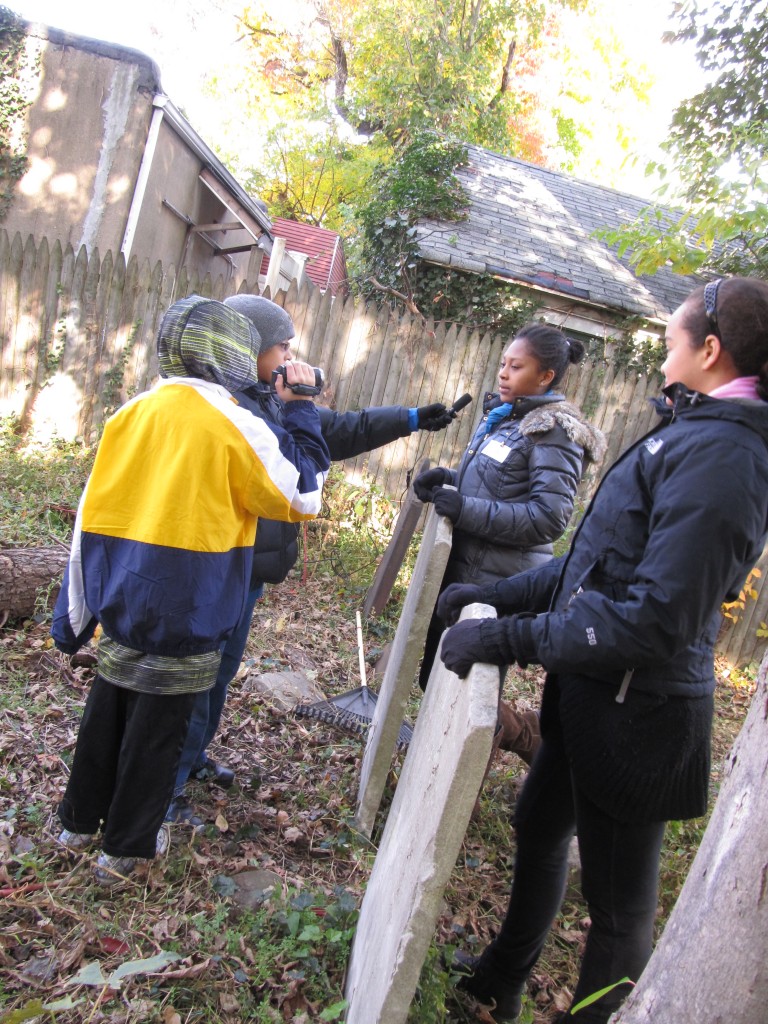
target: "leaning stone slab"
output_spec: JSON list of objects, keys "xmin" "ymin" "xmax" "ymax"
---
[
  {"xmin": 355, "ymin": 506, "xmax": 453, "ymax": 836},
  {"xmin": 345, "ymin": 603, "xmax": 499, "ymax": 1024}
]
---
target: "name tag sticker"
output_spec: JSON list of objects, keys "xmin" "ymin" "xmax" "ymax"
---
[{"xmin": 481, "ymin": 439, "xmax": 511, "ymax": 462}]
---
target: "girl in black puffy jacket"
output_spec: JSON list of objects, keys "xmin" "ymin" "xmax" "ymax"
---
[{"xmin": 414, "ymin": 323, "xmax": 606, "ymax": 756}]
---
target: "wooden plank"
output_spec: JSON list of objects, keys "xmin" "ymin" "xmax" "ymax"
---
[
  {"xmin": 294, "ymin": 277, "xmax": 324, "ymax": 367},
  {"xmin": 302, "ymin": 285, "xmax": 334, "ymax": 370},
  {"xmin": 133, "ymin": 259, "xmax": 167, "ymax": 392},
  {"xmin": 316, "ymin": 287, "xmax": 346, "ymax": 401},
  {"xmin": 16, "ymin": 235, "xmax": 40, "ymax": 424},
  {"xmin": 0, "ymin": 230, "xmax": 12, "ymax": 408},
  {"xmin": 377, "ymin": 310, "xmax": 421, "ymax": 496},
  {"xmin": 346, "ymin": 304, "xmax": 404, "ymax": 481},
  {"xmin": 79, "ymin": 248, "xmax": 104, "ymax": 436},
  {"xmin": 61, "ymin": 244, "xmax": 89, "ymax": 388},
  {"xmin": 362, "ymin": 456, "xmax": 431, "ymax": 619},
  {"xmin": 2, "ymin": 233, "xmax": 24, "ymax": 401}
]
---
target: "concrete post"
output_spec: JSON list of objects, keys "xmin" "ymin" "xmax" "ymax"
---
[
  {"xmin": 345, "ymin": 603, "xmax": 499, "ymax": 1024},
  {"xmin": 355, "ymin": 505, "xmax": 453, "ymax": 836}
]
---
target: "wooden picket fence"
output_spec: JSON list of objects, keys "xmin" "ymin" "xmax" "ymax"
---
[{"xmin": 1, "ymin": 228, "xmax": 765, "ymax": 666}]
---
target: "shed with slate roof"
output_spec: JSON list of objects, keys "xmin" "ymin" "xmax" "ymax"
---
[{"xmin": 414, "ymin": 144, "xmax": 706, "ymax": 342}]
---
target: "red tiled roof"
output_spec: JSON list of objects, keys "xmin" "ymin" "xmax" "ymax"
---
[{"xmin": 263, "ymin": 218, "xmax": 348, "ymax": 295}]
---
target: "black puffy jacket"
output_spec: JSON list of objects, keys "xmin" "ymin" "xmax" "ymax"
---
[
  {"xmin": 441, "ymin": 392, "xmax": 606, "ymax": 586},
  {"xmin": 235, "ymin": 384, "xmax": 412, "ymax": 585}
]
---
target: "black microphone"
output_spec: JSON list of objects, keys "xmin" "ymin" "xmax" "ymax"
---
[{"xmin": 451, "ymin": 393, "xmax": 473, "ymax": 413}]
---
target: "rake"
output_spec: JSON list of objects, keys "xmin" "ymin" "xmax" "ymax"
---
[{"xmin": 293, "ymin": 610, "xmax": 413, "ymax": 751}]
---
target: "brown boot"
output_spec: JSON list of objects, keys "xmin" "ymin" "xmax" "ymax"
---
[
  {"xmin": 470, "ymin": 722, "xmax": 504, "ymax": 821},
  {"xmin": 497, "ymin": 701, "xmax": 541, "ymax": 765}
]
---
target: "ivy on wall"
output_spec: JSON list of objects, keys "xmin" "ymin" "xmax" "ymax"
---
[
  {"xmin": 356, "ymin": 131, "xmax": 540, "ymax": 337},
  {"xmin": 0, "ymin": 6, "xmax": 33, "ymax": 222}
]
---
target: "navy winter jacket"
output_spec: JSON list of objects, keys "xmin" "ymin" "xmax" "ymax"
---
[
  {"xmin": 488, "ymin": 386, "xmax": 768, "ymax": 699},
  {"xmin": 235, "ymin": 384, "xmax": 412, "ymax": 585}
]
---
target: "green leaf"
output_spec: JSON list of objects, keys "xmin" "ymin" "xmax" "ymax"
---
[
  {"xmin": 66, "ymin": 961, "xmax": 107, "ymax": 987},
  {"xmin": 319, "ymin": 999, "xmax": 349, "ymax": 1021},
  {"xmin": 107, "ymin": 950, "xmax": 181, "ymax": 986},
  {"xmin": 571, "ymin": 977, "xmax": 633, "ymax": 1014},
  {"xmin": 66, "ymin": 951, "xmax": 181, "ymax": 990},
  {"xmin": 43, "ymin": 996, "xmax": 83, "ymax": 1011},
  {"xmin": 0, "ymin": 1001, "xmax": 46, "ymax": 1023}
]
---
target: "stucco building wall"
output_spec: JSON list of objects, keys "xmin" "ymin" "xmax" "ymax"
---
[
  {"xmin": 4, "ymin": 22, "xmax": 284, "ymax": 290},
  {"xmin": 5, "ymin": 28, "xmax": 157, "ymax": 257}
]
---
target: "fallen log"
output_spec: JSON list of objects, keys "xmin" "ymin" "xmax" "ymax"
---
[{"xmin": 0, "ymin": 546, "xmax": 68, "ymax": 623}]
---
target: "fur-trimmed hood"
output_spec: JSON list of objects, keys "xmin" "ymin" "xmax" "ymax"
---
[{"xmin": 519, "ymin": 400, "xmax": 607, "ymax": 465}]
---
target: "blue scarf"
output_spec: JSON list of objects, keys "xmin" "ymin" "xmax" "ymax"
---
[{"xmin": 484, "ymin": 402, "xmax": 514, "ymax": 432}]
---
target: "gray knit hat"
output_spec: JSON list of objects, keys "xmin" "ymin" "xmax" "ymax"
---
[
  {"xmin": 224, "ymin": 294, "xmax": 295, "ymax": 355},
  {"xmin": 157, "ymin": 294, "xmax": 261, "ymax": 392}
]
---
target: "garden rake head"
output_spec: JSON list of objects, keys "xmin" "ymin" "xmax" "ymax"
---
[{"xmin": 293, "ymin": 611, "xmax": 413, "ymax": 751}]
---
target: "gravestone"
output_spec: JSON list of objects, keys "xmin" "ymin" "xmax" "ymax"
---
[
  {"xmin": 345, "ymin": 603, "xmax": 499, "ymax": 1024},
  {"xmin": 355, "ymin": 505, "xmax": 453, "ymax": 836}
]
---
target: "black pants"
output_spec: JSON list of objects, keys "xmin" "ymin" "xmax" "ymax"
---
[
  {"xmin": 58, "ymin": 675, "xmax": 195, "ymax": 858},
  {"xmin": 418, "ymin": 607, "xmax": 445, "ymax": 690},
  {"xmin": 490, "ymin": 720, "xmax": 666, "ymax": 1022}
]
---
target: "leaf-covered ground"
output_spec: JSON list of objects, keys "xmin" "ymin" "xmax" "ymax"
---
[{"xmin": 0, "ymin": 447, "xmax": 756, "ymax": 1024}]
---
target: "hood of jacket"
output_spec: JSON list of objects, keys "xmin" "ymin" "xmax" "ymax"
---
[
  {"xmin": 482, "ymin": 391, "xmax": 607, "ymax": 466},
  {"xmin": 518, "ymin": 400, "xmax": 607, "ymax": 465},
  {"xmin": 157, "ymin": 295, "xmax": 262, "ymax": 393}
]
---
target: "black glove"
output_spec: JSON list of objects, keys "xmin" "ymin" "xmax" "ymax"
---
[
  {"xmin": 413, "ymin": 466, "xmax": 452, "ymax": 502},
  {"xmin": 441, "ymin": 616, "xmax": 532, "ymax": 678},
  {"xmin": 432, "ymin": 486, "xmax": 463, "ymax": 523},
  {"xmin": 417, "ymin": 403, "xmax": 456, "ymax": 431},
  {"xmin": 437, "ymin": 583, "xmax": 485, "ymax": 625}
]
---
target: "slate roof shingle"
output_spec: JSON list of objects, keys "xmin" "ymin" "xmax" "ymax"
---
[{"xmin": 414, "ymin": 145, "xmax": 704, "ymax": 322}]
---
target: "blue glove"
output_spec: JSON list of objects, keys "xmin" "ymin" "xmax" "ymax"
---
[
  {"xmin": 413, "ymin": 466, "xmax": 452, "ymax": 502},
  {"xmin": 432, "ymin": 486, "xmax": 463, "ymax": 523}
]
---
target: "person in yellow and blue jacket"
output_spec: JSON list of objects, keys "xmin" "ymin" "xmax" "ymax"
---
[{"xmin": 51, "ymin": 295, "xmax": 330, "ymax": 885}]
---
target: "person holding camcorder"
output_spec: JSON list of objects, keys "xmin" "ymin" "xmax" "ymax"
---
[{"xmin": 167, "ymin": 294, "xmax": 460, "ymax": 825}]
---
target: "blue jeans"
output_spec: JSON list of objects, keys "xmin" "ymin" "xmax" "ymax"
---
[{"xmin": 173, "ymin": 584, "xmax": 264, "ymax": 796}]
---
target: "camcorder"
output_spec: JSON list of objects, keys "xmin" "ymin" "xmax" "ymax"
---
[{"xmin": 271, "ymin": 364, "xmax": 325, "ymax": 397}]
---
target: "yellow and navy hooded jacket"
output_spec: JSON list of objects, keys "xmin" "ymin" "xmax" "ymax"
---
[{"xmin": 51, "ymin": 296, "xmax": 330, "ymax": 660}]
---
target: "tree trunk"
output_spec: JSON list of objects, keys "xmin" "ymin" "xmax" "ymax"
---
[
  {"xmin": 611, "ymin": 655, "xmax": 768, "ymax": 1023},
  {"xmin": 0, "ymin": 546, "xmax": 68, "ymax": 621}
]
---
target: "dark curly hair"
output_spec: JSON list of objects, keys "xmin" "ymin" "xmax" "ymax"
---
[{"xmin": 681, "ymin": 277, "xmax": 768, "ymax": 401}]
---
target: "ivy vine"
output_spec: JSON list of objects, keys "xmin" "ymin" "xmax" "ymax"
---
[
  {"xmin": 0, "ymin": 6, "xmax": 32, "ymax": 222},
  {"xmin": 355, "ymin": 131, "xmax": 539, "ymax": 337},
  {"xmin": 593, "ymin": 315, "xmax": 666, "ymax": 378}
]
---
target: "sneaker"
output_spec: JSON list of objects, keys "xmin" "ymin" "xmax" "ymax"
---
[
  {"xmin": 190, "ymin": 757, "xmax": 235, "ymax": 789},
  {"xmin": 165, "ymin": 795, "xmax": 204, "ymax": 827},
  {"xmin": 93, "ymin": 852, "xmax": 137, "ymax": 885},
  {"xmin": 155, "ymin": 823, "xmax": 171, "ymax": 856},
  {"xmin": 450, "ymin": 948, "xmax": 523, "ymax": 1023},
  {"xmin": 57, "ymin": 828, "xmax": 97, "ymax": 852},
  {"xmin": 93, "ymin": 827, "xmax": 173, "ymax": 885}
]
